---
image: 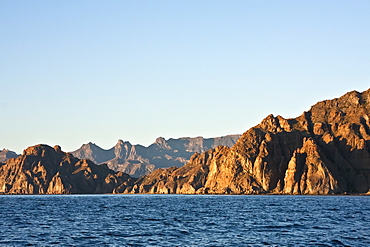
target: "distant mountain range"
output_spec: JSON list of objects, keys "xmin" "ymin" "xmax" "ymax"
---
[
  {"xmin": 0, "ymin": 135, "xmax": 241, "ymax": 178},
  {"xmin": 70, "ymin": 135, "xmax": 241, "ymax": 177},
  {"xmin": 0, "ymin": 149, "xmax": 19, "ymax": 163},
  {"xmin": 2, "ymin": 88, "xmax": 370, "ymax": 195}
]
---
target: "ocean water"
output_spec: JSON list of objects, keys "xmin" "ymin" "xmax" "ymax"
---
[{"xmin": 0, "ymin": 195, "xmax": 369, "ymax": 246}]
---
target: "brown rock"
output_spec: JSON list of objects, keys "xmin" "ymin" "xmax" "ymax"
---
[
  {"xmin": 124, "ymin": 88, "xmax": 370, "ymax": 195},
  {"xmin": 0, "ymin": 145, "xmax": 135, "ymax": 194}
]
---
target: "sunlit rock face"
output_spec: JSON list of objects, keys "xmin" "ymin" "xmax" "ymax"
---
[
  {"xmin": 123, "ymin": 89, "xmax": 370, "ymax": 195},
  {"xmin": 0, "ymin": 145, "xmax": 134, "ymax": 194},
  {"xmin": 70, "ymin": 135, "xmax": 241, "ymax": 177}
]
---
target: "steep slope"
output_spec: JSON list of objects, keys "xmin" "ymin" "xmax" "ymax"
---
[
  {"xmin": 70, "ymin": 135, "xmax": 240, "ymax": 177},
  {"xmin": 0, "ymin": 145, "xmax": 134, "ymax": 194},
  {"xmin": 121, "ymin": 89, "xmax": 370, "ymax": 195}
]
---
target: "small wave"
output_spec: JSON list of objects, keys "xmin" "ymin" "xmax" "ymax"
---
[
  {"xmin": 81, "ymin": 236, "xmax": 98, "ymax": 239},
  {"xmin": 328, "ymin": 208, "xmax": 340, "ymax": 211},
  {"xmin": 264, "ymin": 223, "xmax": 305, "ymax": 229},
  {"xmin": 331, "ymin": 239, "xmax": 350, "ymax": 247},
  {"xmin": 178, "ymin": 230, "xmax": 190, "ymax": 235},
  {"xmin": 312, "ymin": 226, "xmax": 331, "ymax": 230},
  {"xmin": 145, "ymin": 218, "xmax": 162, "ymax": 221},
  {"xmin": 342, "ymin": 235, "xmax": 369, "ymax": 241},
  {"xmin": 48, "ymin": 241, "xmax": 61, "ymax": 244}
]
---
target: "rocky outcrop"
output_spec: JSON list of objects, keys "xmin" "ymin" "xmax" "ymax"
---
[
  {"xmin": 70, "ymin": 135, "xmax": 240, "ymax": 177},
  {"xmin": 122, "ymin": 89, "xmax": 370, "ymax": 195},
  {"xmin": 0, "ymin": 149, "xmax": 19, "ymax": 163},
  {"xmin": 0, "ymin": 145, "xmax": 135, "ymax": 194}
]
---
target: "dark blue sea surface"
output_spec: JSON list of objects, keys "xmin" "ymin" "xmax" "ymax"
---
[{"xmin": 0, "ymin": 195, "xmax": 369, "ymax": 246}]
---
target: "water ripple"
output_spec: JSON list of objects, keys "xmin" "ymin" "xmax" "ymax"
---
[{"xmin": 0, "ymin": 195, "xmax": 370, "ymax": 246}]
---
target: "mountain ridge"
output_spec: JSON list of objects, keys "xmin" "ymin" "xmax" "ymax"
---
[
  {"xmin": 0, "ymin": 145, "xmax": 134, "ymax": 194},
  {"xmin": 70, "ymin": 135, "xmax": 241, "ymax": 177}
]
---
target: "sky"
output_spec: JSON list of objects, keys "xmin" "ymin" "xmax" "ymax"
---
[{"xmin": 1, "ymin": 1, "xmax": 370, "ymax": 153}]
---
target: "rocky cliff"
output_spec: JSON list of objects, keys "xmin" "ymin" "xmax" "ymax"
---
[
  {"xmin": 0, "ymin": 145, "xmax": 134, "ymax": 194},
  {"xmin": 70, "ymin": 135, "xmax": 240, "ymax": 177},
  {"xmin": 120, "ymin": 89, "xmax": 370, "ymax": 195}
]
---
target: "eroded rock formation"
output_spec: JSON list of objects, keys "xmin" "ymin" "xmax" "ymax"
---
[
  {"xmin": 0, "ymin": 145, "xmax": 134, "ymax": 194},
  {"xmin": 121, "ymin": 89, "xmax": 370, "ymax": 194}
]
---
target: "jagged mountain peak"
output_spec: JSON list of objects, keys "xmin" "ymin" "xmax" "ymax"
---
[
  {"xmin": 116, "ymin": 139, "xmax": 124, "ymax": 146},
  {"xmin": 70, "ymin": 135, "xmax": 241, "ymax": 177},
  {"xmin": 83, "ymin": 142, "xmax": 99, "ymax": 148},
  {"xmin": 155, "ymin": 137, "xmax": 166, "ymax": 143},
  {"xmin": 154, "ymin": 137, "xmax": 171, "ymax": 150},
  {"xmin": 114, "ymin": 139, "xmax": 131, "ymax": 149}
]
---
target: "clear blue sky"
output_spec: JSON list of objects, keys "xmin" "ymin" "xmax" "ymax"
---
[{"xmin": 1, "ymin": 1, "xmax": 370, "ymax": 153}]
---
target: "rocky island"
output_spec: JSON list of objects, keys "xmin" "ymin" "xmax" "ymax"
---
[{"xmin": 1, "ymin": 88, "xmax": 370, "ymax": 195}]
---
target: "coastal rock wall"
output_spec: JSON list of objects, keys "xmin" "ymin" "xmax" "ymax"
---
[{"xmin": 123, "ymin": 89, "xmax": 370, "ymax": 194}]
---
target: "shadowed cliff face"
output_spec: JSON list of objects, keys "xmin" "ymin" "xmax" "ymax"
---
[
  {"xmin": 70, "ymin": 135, "xmax": 240, "ymax": 177},
  {"xmin": 0, "ymin": 145, "xmax": 135, "ymax": 194},
  {"xmin": 121, "ymin": 89, "xmax": 370, "ymax": 195}
]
